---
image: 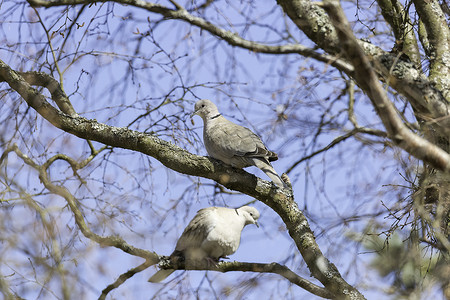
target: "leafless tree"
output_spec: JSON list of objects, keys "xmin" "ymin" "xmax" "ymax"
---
[{"xmin": 0, "ymin": 0, "xmax": 449, "ymax": 299}]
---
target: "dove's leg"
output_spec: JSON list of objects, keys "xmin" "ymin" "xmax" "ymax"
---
[
  {"xmin": 251, "ymin": 158, "xmax": 285, "ymax": 187},
  {"xmin": 204, "ymin": 256, "xmax": 220, "ymax": 267}
]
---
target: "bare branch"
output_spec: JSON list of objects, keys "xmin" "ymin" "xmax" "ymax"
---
[
  {"xmin": 323, "ymin": 0, "xmax": 450, "ymax": 173},
  {"xmin": 27, "ymin": 0, "xmax": 354, "ymax": 74},
  {"xmin": 31, "ymin": 7, "xmax": 66, "ymax": 90},
  {"xmin": 1, "ymin": 144, "xmax": 159, "ymax": 263},
  {"xmin": 286, "ymin": 127, "xmax": 387, "ymax": 173},
  {"xmin": 99, "ymin": 260, "xmax": 154, "ymax": 300}
]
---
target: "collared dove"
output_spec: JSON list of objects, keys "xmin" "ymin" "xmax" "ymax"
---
[
  {"xmin": 193, "ymin": 99, "xmax": 285, "ymax": 187},
  {"xmin": 148, "ymin": 206, "xmax": 260, "ymax": 283}
]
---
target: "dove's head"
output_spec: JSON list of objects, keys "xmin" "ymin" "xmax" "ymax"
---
[
  {"xmin": 192, "ymin": 99, "xmax": 220, "ymax": 121},
  {"xmin": 239, "ymin": 206, "xmax": 260, "ymax": 228}
]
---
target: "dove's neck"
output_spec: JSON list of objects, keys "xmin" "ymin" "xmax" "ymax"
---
[
  {"xmin": 203, "ymin": 112, "xmax": 225, "ymax": 127},
  {"xmin": 209, "ymin": 113, "xmax": 221, "ymax": 120}
]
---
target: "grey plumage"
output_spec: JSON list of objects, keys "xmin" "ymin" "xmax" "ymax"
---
[
  {"xmin": 148, "ymin": 206, "xmax": 260, "ymax": 283},
  {"xmin": 193, "ymin": 99, "xmax": 285, "ymax": 187}
]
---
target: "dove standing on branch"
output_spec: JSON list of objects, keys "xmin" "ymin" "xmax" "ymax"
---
[
  {"xmin": 192, "ymin": 99, "xmax": 285, "ymax": 187},
  {"xmin": 148, "ymin": 206, "xmax": 260, "ymax": 283}
]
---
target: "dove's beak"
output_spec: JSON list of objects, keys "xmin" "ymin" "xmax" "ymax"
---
[
  {"xmin": 191, "ymin": 108, "xmax": 200, "ymax": 118},
  {"xmin": 255, "ymin": 221, "xmax": 259, "ymax": 228}
]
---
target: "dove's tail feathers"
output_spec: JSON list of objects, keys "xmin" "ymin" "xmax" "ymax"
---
[
  {"xmin": 267, "ymin": 150, "xmax": 278, "ymax": 162},
  {"xmin": 251, "ymin": 158, "xmax": 285, "ymax": 188},
  {"xmin": 148, "ymin": 269, "xmax": 175, "ymax": 283}
]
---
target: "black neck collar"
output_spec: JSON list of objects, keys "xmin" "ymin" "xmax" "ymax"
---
[{"xmin": 210, "ymin": 113, "xmax": 221, "ymax": 120}]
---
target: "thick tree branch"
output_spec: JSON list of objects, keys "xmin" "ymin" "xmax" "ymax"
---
[
  {"xmin": 0, "ymin": 59, "xmax": 364, "ymax": 299},
  {"xmin": 376, "ymin": 0, "xmax": 421, "ymax": 67},
  {"xmin": 277, "ymin": 0, "xmax": 449, "ymax": 120},
  {"xmin": 153, "ymin": 258, "xmax": 334, "ymax": 299},
  {"xmin": 18, "ymin": 71, "xmax": 78, "ymax": 117},
  {"xmin": 322, "ymin": 0, "xmax": 450, "ymax": 173},
  {"xmin": 276, "ymin": 0, "xmax": 340, "ymax": 53},
  {"xmin": 361, "ymin": 41, "xmax": 450, "ymax": 131},
  {"xmin": 413, "ymin": 0, "xmax": 450, "ymax": 99}
]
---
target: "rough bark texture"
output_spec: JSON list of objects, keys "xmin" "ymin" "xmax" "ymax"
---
[
  {"xmin": 413, "ymin": 0, "xmax": 450, "ymax": 99},
  {"xmin": 376, "ymin": 0, "xmax": 421, "ymax": 67}
]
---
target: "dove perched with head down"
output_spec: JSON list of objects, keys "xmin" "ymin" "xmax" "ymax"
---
[
  {"xmin": 193, "ymin": 99, "xmax": 285, "ymax": 187},
  {"xmin": 148, "ymin": 206, "xmax": 260, "ymax": 283}
]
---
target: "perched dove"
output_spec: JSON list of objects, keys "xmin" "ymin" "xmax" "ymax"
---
[
  {"xmin": 193, "ymin": 99, "xmax": 285, "ymax": 187},
  {"xmin": 148, "ymin": 206, "xmax": 260, "ymax": 283}
]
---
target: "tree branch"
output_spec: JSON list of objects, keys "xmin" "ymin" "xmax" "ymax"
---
[
  {"xmin": 322, "ymin": 0, "xmax": 450, "ymax": 173},
  {"xmin": 1, "ymin": 143, "xmax": 159, "ymax": 263},
  {"xmin": 286, "ymin": 127, "xmax": 387, "ymax": 174},
  {"xmin": 376, "ymin": 0, "xmax": 421, "ymax": 67},
  {"xmin": 413, "ymin": 0, "xmax": 450, "ymax": 99},
  {"xmin": 276, "ymin": 0, "xmax": 340, "ymax": 53},
  {"xmin": 362, "ymin": 41, "xmax": 450, "ymax": 131},
  {"xmin": 99, "ymin": 260, "xmax": 154, "ymax": 300},
  {"xmin": 18, "ymin": 71, "xmax": 78, "ymax": 117},
  {"xmin": 27, "ymin": 0, "xmax": 355, "ymax": 74},
  {"xmin": 154, "ymin": 258, "xmax": 334, "ymax": 299}
]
